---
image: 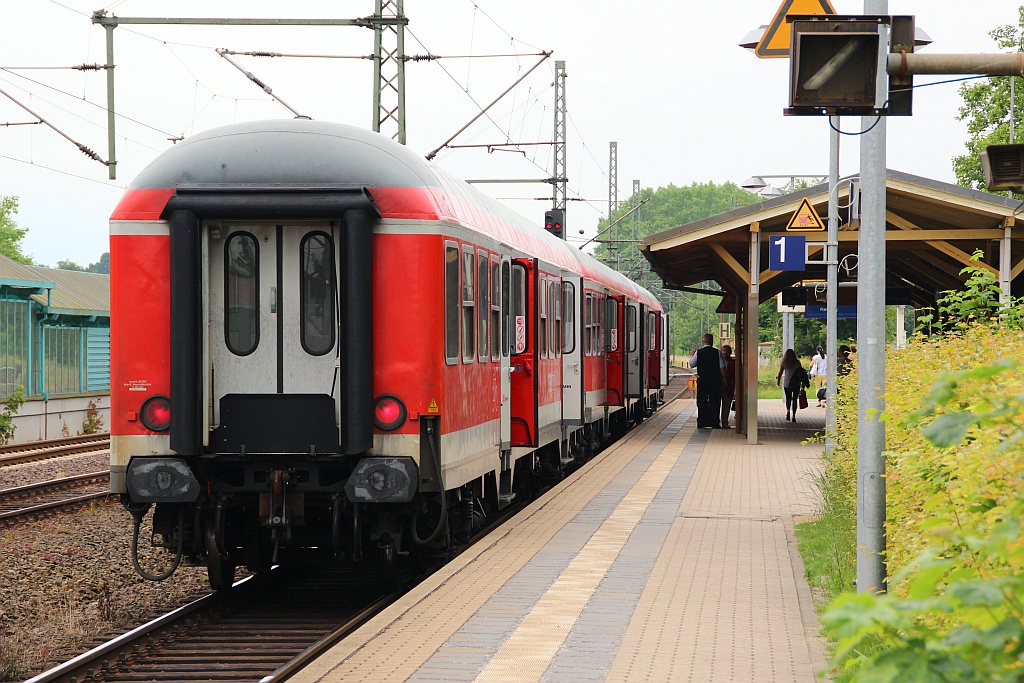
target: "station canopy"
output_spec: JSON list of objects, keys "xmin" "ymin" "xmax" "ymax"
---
[{"xmin": 641, "ymin": 170, "xmax": 1022, "ymax": 311}]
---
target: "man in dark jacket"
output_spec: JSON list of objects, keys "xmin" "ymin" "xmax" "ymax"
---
[{"xmin": 689, "ymin": 333, "xmax": 724, "ymax": 428}]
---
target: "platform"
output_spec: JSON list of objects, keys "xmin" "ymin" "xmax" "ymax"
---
[{"xmin": 292, "ymin": 397, "xmax": 828, "ymax": 683}]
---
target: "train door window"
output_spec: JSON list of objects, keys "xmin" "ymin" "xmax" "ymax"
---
[
  {"xmin": 462, "ymin": 246, "xmax": 475, "ymax": 362},
  {"xmin": 225, "ymin": 232, "xmax": 260, "ymax": 356},
  {"xmin": 444, "ymin": 242, "xmax": 459, "ymax": 364},
  {"xmin": 538, "ymin": 277, "xmax": 548, "ymax": 359},
  {"xmin": 648, "ymin": 312, "xmax": 657, "ymax": 350},
  {"xmin": 627, "ymin": 304, "xmax": 637, "ymax": 353},
  {"xmin": 490, "ymin": 258, "xmax": 500, "ymax": 361},
  {"xmin": 478, "ymin": 250, "xmax": 489, "ymax": 362},
  {"xmin": 561, "ymin": 282, "xmax": 575, "ymax": 354},
  {"xmin": 553, "ymin": 280, "xmax": 561, "ymax": 358},
  {"xmin": 583, "ymin": 292, "xmax": 593, "ymax": 356},
  {"xmin": 511, "ymin": 264, "xmax": 527, "ymax": 354},
  {"xmin": 501, "ymin": 261, "xmax": 511, "ymax": 357},
  {"xmin": 299, "ymin": 232, "xmax": 335, "ymax": 356},
  {"xmin": 606, "ymin": 298, "xmax": 619, "ymax": 352}
]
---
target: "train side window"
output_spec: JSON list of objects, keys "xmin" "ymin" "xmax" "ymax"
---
[
  {"xmin": 539, "ymin": 277, "xmax": 548, "ymax": 359},
  {"xmin": 606, "ymin": 298, "xmax": 619, "ymax": 352},
  {"xmin": 490, "ymin": 257, "xmax": 500, "ymax": 361},
  {"xmin": 299, "ymin": 232, "xmax": 335, "ymax": 356},
  {"xmin": 478, "ymin": 250, "xmax": 489, "ymax": 362},
  {"xmin": 597, "ymin": 295, "xmax": 605, "ymax": 355},
  {"xmin": 444, "ymin": 242, "xmax": 460, "ymax": 364},
  {"xmin": 553, "ymin": 279, "xmax": 561, "ymax": 358},
  {"xmin": 511, "ymin": 264, "xmax": 527, "ymax": 354},
  {"xmin": 225, "ymin": 232, "xmax": 260, "ymax": 356},
  {"xmin": 462, "ymin": 247, "xmax": 476, "ymax": 362},
  {"xmin": 502, "ymin": 261, "xmax": 511, "ymax": 357},
  {"xmin": 561, "ymin": 282, "xmax": 575, "ymax": 354},
  {"xmin": 627, "ymin": 304, "xmax": 637, "ymax": 353}
]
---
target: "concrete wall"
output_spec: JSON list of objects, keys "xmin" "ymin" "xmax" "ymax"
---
[{"xmin": 7, "ymin": 393, "xmax": 110, "ymax": 444}]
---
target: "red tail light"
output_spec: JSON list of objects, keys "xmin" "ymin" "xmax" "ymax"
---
[
  {"xmin": 140, "ymin": 395, "xmax": 171, "ymax": 432},
  {"xmin": 373, "ymin": 395, "xmax": 407, "ymax": 431}
]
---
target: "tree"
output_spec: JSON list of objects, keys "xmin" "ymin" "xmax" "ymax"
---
[
  {"xmin": 0, "ymin": 195, "xmax": 32, "ymax": 265},
  {"xmin": 953, "ymin": 6, "xmax": 1024, "ymax": 192},
  {"xmin": 592, "ymin": 181, "xmax": 763, "ymax": 356},
  {"xmin": 55, "ymin": 259, "xmax": 87, "ymax": 272},
  {"xmin": 54, "ymin": 252, "xmax": 109, "ymax": 273}
]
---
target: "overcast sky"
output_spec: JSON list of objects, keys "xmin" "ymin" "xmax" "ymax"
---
[{"xmin": 0, "ymin": 0, "xmax": 1018, "ymax": 267}]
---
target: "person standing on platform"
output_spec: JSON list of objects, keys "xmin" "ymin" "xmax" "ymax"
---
[
  {"xmin": 810, "ymin": 347, "xmax": 827, "ymax": 407},
  {"xmin": 719, "ymin": 344, "xmax": 737, "ymax": 429},
  {"xmin": 690, "ymin": 333, "xmax": 725, "ymax": 429}
]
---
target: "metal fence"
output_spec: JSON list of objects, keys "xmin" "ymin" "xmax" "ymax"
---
[
  {"xmin": 0, "ymin": 300, "xmax": 29, "ymax": 399},
  {"xmin": 42, "ymin": 326, "xmax": 84, "ymax": 396}
]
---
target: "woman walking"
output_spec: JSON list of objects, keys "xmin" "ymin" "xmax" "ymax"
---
[{"xmin": 776, "ymin": 349, "xmax": 809, "ymax": 423}]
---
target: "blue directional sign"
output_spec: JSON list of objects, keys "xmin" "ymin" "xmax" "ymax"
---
[{"xmin": 769, "ymin": 234, "xmax": 806, "ymax": 271}]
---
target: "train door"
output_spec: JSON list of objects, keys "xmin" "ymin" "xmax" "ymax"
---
[
  {"xmin": 660, "ymin": 313, "xmax": 670, "ymax": 388},
  {"xmin": 625, "ymin": 301, "xmax": 641, "ymax": 398},
  {"xmin": 647, "ymin": 310, "xmax": 662, "ymax": 389},
  {"xmin": 605, "ymin": 295, "xmax": 624, "ymax": 405},
  {"xmin": 561, "ymin": 275, "xmax": 583, "ymax": 425},
  {"xmin": 499, "ymin": 257, "xmax": 512, "ymax": 449},
  {"xmin": 509, "ymin": 258, "xmax": 537, "ymax": 446},
  {"xmin": 207, "ymin": 222, "xmax": 341, "ymax": 453}
]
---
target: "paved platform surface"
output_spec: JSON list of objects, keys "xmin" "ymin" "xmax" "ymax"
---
[{"xmin": 292, "ymin": 397, "xmax": 828, "ymax": 683}]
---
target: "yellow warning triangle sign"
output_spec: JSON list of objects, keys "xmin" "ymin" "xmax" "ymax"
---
[
  {"xmin": 755, "ymin": 0, "xmax": 836, "ymax": 59},
  {"xmin": 786, "ymin": 197, "xmax": 826, "ymax": 232}
]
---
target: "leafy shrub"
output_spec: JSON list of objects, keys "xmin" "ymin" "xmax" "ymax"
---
[
  {"xmin": 82, "ymin": 399, "xmax": 104, "ymax": 435},
  {"xmin": 820, "ymin": 256, "xmax": 1024, "ymax": 680},
  {"xmin": 0, "ymin": 386, "xmax": 25, "ymax": 445}
]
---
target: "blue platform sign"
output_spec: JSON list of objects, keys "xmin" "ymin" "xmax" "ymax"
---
[
  {"xmin": 769, "ymin": 234, "xmax": 805, "ymax": 271},
  {"xmin": 805, "ymin": 304, "xmax": 857, "ymax": 319}
]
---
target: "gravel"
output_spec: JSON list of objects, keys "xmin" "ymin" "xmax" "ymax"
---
[{"xmin": 1, "ymin": 478, "xmax": 217, "ymax": 680}]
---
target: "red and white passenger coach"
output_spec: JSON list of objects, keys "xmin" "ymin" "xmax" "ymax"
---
[{"xmin": 109, "ymin": 119, "xmax": 667, "ymax": 589}]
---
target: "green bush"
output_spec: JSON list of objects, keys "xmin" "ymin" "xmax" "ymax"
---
[
  {"xmin": 0, "ymin": 386, "xmax": 25, "ymax": 445},
  {"xmin": 819, "ymin": 254, "xmax": 1024, "ymax": 681}
]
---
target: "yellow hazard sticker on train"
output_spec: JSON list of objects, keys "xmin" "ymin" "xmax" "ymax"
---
[{"xmin": 428, "ymin": 398, "xmax": 439, "ymax": 413}]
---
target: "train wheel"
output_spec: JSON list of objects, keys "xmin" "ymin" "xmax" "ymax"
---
[{"xmin": 205, "ymin": 523, "xmax": 236, "ymax": 591}]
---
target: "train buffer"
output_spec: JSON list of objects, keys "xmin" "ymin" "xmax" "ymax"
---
[{"xmin": 291, "ymin": 397, "xmax": 827, "ymax": 682}]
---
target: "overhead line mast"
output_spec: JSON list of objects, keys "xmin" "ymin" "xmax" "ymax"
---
[{"xmin": 553, "ymin": 60, "xmax": 567, "ymax": 217}]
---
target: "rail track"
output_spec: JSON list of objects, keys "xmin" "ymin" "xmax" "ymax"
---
[
  {"xmin": 0, "ymin": 471, "xmax": 111, "ymax": 525},
  {"xmin": 0, "ymin": 433, "xmax": 110, "ymax": 467},
  {"xmin": 26, "ymin": 568, "xmax": 401, "ymax": 683}
]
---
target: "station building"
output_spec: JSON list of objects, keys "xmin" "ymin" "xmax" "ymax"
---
[{"xmin": 0, "ymin": 253, "xmax": 110, "ymax": 442}]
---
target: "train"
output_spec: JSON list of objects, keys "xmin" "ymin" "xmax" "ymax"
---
[{"xmin": 109, "ymin": 119, "xmax": 668, "ymax": 589}]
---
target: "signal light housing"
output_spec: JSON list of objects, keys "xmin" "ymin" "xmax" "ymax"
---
[
  {"xmin": 373, "ymin": 394, "xmax": 407, "ymax": 431},
  {"xmin": 544, "ymin": 209, "xmax": 565, "ymax": 240},
  {"xmin": 140, "ymin": 395, "xmax": 171, "ymax": 432}
]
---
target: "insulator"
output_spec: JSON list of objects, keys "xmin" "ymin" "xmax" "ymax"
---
[
  {"xmin": 250, "ymin": 51, "xmax": 281, "ymax": 58},
  {"xmin": 77, "ymin": 144, "xmax": 102, "ymax": 162},
  {"xmin": 73, "ymin": 63, "xmax": 105, "ymax": 71},
  {"xmin": 411, "ymin": 54, "xmax": 437, "ymax": 62}
]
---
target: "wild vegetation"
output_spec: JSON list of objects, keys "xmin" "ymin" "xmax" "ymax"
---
[
  {"xmin": 800, "ymin": 256, "xmax": 1024, "ymax": 681},
  {"xmin": 0, "ymin": 386, "xmax": 25, "ymax": 445}
]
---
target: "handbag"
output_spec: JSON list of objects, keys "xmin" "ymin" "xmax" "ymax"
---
[{"xmin": 798, "ymin": 389, "xmax": 808, "ymax": 410}]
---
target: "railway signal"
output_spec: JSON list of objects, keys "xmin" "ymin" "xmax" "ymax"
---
[{"xmin": 544, "ymin": 209, "xmax": 565, "ymax": 239}]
